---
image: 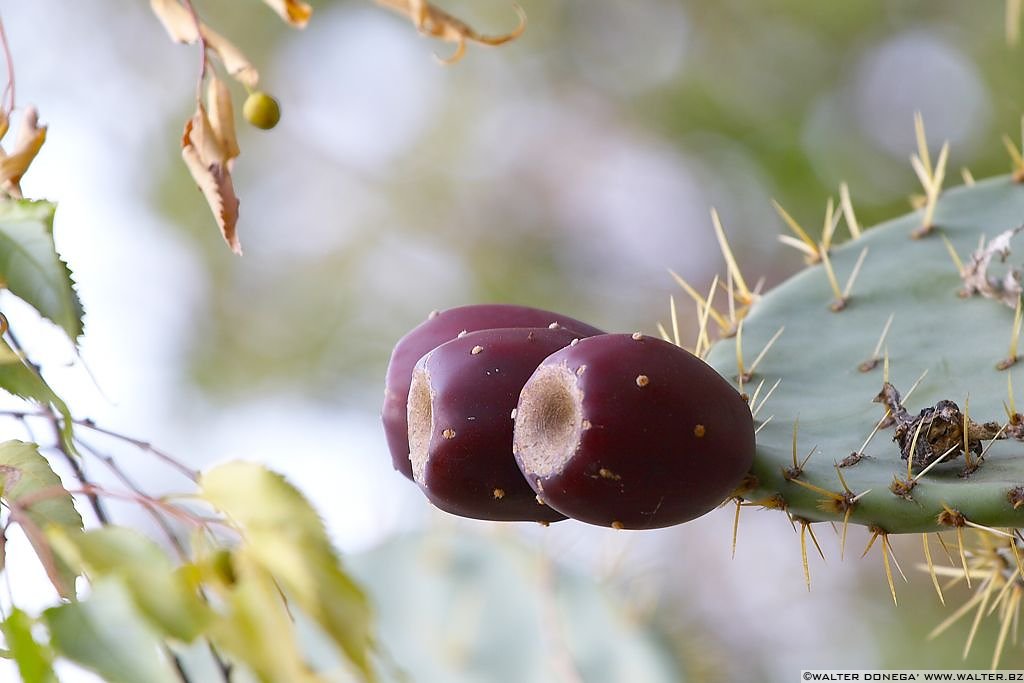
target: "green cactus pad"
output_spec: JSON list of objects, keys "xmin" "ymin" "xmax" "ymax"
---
[
  {"xmin": 704, "ymin": 175, "xmax": 1024, "ymax": 534},
  {"xmin": 347, "ymin": 530, "xmax": 685, "ymax": 683}
]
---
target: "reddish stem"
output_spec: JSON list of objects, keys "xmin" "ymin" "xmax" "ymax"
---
[{"xmin": 178, "ymin": 0, "xmax": 209, "ymax": 100}]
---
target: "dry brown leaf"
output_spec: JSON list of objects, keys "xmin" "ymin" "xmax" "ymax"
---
[
  {"xmin": 262, "ymin": 0, "xmax": 313, "ymax": 28},
  {"xmin": 149, "ymin": 0, "xmax": 259, "ymax": 88},
  {"xmin": 0, "ymin": 107, "xmax": 46, "ymax": 189},
  {"xmin": 204, "ymin": 28, "xmax": 260, "ymax": 89},
  {"xmin": 960, "ymin": 225, "xmax": 1024, "ymax": 307},
  {"xmin": 182, "ymin": 105, "xmax": 241, "ymax": 254},
  {"xmin": 150, "ymin": 0, "xmax": 195, "ymax": 42},
  {"xmin": 206, "ymin": 75, "xmax": 240, "ymax": 162},
  {"xmin": 376, "ymin": 0, "xmax": 526, "ymax": 64}
]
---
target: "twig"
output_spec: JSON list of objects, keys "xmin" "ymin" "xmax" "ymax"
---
[
  {"xmin": 14, "ymin": 482, "xmax": 211, "ymax": 530},
  {"xmin": 179, "ymin": 0, "xmax": 210, "ymax": 98},
  {"xmin": 0, "ymin": 410, "xmax": 199, "ymax": 482},
  {"xmin": 75, "ymin": 438, "xmax": 187, "ymax": 560},
  {"xmin": 76, "ymin": 418, "xmax": 199, "ymax": 482},
  {"xmin": 42, "ymin": 405, "xmax": 110, "ymax": 525}
]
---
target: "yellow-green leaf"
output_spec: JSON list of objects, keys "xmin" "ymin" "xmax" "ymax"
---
[
  {"xmin": 2, "ymin": 608, "xmax": 56, "ymax": 683},
  {"xmin": 49, "ymin": 526, "xmax": 210, "ymax": 641},
  {"xmin": 210, "ymin": 552, "xmax": 322, "ymax": 683},
  {"xmin": 43, "ymin": 578, "xmax": 180, "ymax": 683},
  {"xmin": 200, "ymin": 461, "xmax": 376, "ymax": 680}
]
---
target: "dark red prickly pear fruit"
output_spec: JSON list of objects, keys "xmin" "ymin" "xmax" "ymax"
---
[
  {"xmin": 383, "ymin": 305, "xmax": 604, "ymax": 480},
  {"xmin": 407, "ymin": 327, "xmax": 580, "ymax": 522},
  {"xmin": 512, "ymin": 333, "xmax": 754, "ymax": 529}
]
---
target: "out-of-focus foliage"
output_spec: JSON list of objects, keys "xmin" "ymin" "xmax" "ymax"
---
[
  {"xmin": 43, "ymin": 580, "xmax": 182, "ymax": 683},
  {"xmin": 200, "ymin": 460, "xmax": 376, "ymax": 679},
  {"xmin": 0, "ymin": 455, "xmax": 381, "ymax": 682},
  {"xmin": 346, "ymin": 529, "xmax": 685, "ymax": 683},
  {"xmin": 156, "ymin": 0, "xmax": 1024, "ymax": 409},
  {"xmin": 0, "ymin": 441, "xmax": 83, "ymax": 598},
  {"xmin": 3, "ymin": 607, "xmax": 57, "ymax": 683},
  {"xmin": 49, "ymin": 526, "xmax": 211, "ymax": 641}
]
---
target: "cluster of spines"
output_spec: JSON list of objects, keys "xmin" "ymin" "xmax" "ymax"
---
[
  {"xmin": 663, "ymin": 114, "xmax": 964, "ymax": 363},
  {"xmin": 925, "ymin": 529, "xmax": 1024, "ymax": 670}
]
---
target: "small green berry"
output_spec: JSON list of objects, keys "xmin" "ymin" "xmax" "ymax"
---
[{"xmin": 243, "ymin": 91, "xmax": 281, "ymax": 130}]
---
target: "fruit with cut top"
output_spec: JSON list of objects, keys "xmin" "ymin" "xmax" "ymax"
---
[
  {"xmin": 408, "ymin": 327, "xmax": 581, "ymax": 522},
  {"xmin": 383, "ymin": 304, "xmax": 603, "ymax": 480},
  {"xmin": 513, "ymin": 333, "xmax": 755, "ymax": 529}
]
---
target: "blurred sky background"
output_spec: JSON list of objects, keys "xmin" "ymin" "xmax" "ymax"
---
[{"xmin": 4, "ymin": 1, "xmax": 1024, "ymax": 681}]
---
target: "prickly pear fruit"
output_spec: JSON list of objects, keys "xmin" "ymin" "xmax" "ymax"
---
[
  {"xmin": 408, "ymin": 327, "xmax": 582, "ymax": 522},
  {"xmin": 383, "ymin": 305, "xmax": 604, "ymax": 480},
  {"xmin": 513, "ymin": 333, "xmax": 755, "ymax": 529}
]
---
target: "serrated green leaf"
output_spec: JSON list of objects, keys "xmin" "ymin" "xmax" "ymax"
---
[
  {"xmin": 200, "ymin": 461, "xmax": 376, "ymax": 681},
  {"xmin": 0, "ymin": 340, "xmax": 75, "ymax": 454},
  {"xmin": 43, "ymin": 578, "xmax": 179, "ymax": 683},
  {"xmin": 0, "ymin": 441, "xmax": 82, "ymax": 597},
  {"xmin": 48, "ymin": 526, "xmax": 210, "ymax": 641},
  {"xmin": 2, "ymin": 608, "xmax": 56, "ymax": 683},
  {"xmin": 0, "ymin": 199, "xmax": 83, "ymax": 341},
  {"xmin": 211, "ymin": 552, "xmax": 322, "ymax": 683}
]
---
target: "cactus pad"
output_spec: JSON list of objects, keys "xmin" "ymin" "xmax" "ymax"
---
[{"xmin": 703, "ymin": 175, "xmax": 1024, "ymax": 535}]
